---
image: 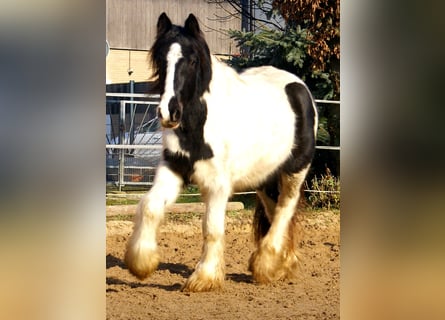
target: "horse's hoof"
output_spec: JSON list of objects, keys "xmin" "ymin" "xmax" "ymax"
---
[
  {"xmin": 124, "ymin": 245, "xmax": 160, "ymax": 280},
  {"xmin": 249, "ymin": 246, "xmax": 298, "ymax": 284},
  {"xmin": 181, "ymin": 271, "xmax": 224, "ymax": 292},
  {"xmin": 249, "ymin": 248, "xmax": 277, "ymax": 284}
]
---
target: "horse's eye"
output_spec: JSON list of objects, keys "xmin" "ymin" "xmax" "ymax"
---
[{"xmin": 189, "ymin": 57, "xmax": 197, "ymax": 66}]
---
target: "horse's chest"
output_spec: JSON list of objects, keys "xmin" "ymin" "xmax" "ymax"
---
[
  {"xmin": 163, "ymin": 130, "xmax": 190, "ymax": 157},
  {"xmin": 162, "ymin": 129, "xmax": 214, "ymax": 182}
]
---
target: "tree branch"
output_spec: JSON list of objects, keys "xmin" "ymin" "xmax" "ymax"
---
[{"xmin": 207, "ymin": 0, "xmax": 284, "ymax": 31}]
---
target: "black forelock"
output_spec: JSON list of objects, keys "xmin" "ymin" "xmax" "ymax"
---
[{"xmin": 149, "ymin": 24, "xmax": 212, "ymax": 95}]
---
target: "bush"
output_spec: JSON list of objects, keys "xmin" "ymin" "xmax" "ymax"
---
[
  {"xmin": 306, "ymin": 168, "xmax": 340, "ymax": 210},
  {"xmin": 228, "ymin": 27, "xmax": 336, "ymax": 100}
]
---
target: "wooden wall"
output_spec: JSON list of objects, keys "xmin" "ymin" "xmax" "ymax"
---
[
  {"xmin": 106, "ymin": 49, "xmax": 151, "ymax": 84},
  {"xmin": 106, "ymin": 0, "xmax": 240, "ymax": 55}
]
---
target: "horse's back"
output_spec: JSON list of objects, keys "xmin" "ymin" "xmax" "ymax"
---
[
  {"xmin": 239, "ymin": 65, "xmax": 299, "ymax": 78},
  {"xmin": 239, "ymin": 65, "xmax": 304, "ymax": 88}
]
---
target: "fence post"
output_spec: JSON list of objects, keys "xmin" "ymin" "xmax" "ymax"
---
[
  {"xmin": 129, "ymin": 80, "xmax": 135, "ymax": 146},
  {"xmin": 118, "ymin": 100, "xmax": 126, "ymax": 191}
]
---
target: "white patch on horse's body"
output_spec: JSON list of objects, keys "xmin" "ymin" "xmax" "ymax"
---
[
  {"xmin": 158, "ymin": 43, "xmax": 183, "ymax": 126},
  {"xmin": 162, "ymin": 128, "xmax": 190, "ymax": 158}
]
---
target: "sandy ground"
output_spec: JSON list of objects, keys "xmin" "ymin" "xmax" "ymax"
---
[{"xmin": 106, "ymin": 209, "xmax": 340, "ymax": 319}]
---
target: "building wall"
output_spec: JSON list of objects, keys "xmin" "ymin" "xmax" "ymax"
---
[
  {"xmin": 107, "ymin": 0, "xmax": 240, "ymax": 53},
  {"xmin": 106, "ymin": 49, "xmax": 150, "ymax": 84},
  {"xmin": 106, "ymin": 0, "xmax": 240, "ymax": 84}
]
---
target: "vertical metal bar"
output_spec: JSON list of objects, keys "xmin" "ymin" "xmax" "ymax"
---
[
  {"xmin": 249, "ymin": 0, "xmax": 254, "ymax": 31},
  {"xmin": 241, "ymin": 0, "xmax": 248, "ymax": 31},
  {"xmin": 118, "ymin": 100, "xmax": 126, "ymax": 191},
  {"xmin": 129, "ymin": 80, "xmax": 135, "ymax": 146}
]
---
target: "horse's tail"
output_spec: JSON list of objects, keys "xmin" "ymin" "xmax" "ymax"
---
[
  {"xmin": 252, "ymin": 195, "xmax": 271, "ymax": 244},
  {"xmin": 253, "ymin": 174, "xmax": 279, "ymax": 245}
]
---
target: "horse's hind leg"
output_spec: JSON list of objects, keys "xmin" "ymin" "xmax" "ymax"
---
[
  {"xmin": 249, "ymin": 166, "xmax": 309, "ymax": 283},
  {"xmin": 125, "ymin": 165, "xmax": 183, "ymax": 280}
]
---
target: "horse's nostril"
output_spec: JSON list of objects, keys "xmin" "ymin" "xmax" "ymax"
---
[{"xmin": 172, "ymin": 109, "xmax": 180, "ymax": 122}]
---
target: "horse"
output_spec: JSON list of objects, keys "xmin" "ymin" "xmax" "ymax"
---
[{"xmin": 124, "ymin": 12, "xmax": 318, "ymax": 292}]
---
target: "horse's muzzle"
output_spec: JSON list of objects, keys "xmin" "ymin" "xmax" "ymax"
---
[
  {"xmin": 160, "ymin": 119, "xmax": 180, "ymax": 129},
  {"xmin": 157, "ymin": 98, "xmax": 182, "ymax": 129},
  {"xmin": 157, "ymin": 107, "xmax": 180, "ymax": 129}
]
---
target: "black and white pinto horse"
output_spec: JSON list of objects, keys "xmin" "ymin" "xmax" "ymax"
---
[{"xmin": 125, "ymin": 13, "xmax": 318, "ymax": 292}]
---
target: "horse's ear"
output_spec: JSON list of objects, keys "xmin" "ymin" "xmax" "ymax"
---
[
  {"xmin": 157, "ymin": 12, "xmax": 172, "ymax": 36},
  {"xmin": 184, "ymin": 14, "xmax": 201, "ymax": 37}
]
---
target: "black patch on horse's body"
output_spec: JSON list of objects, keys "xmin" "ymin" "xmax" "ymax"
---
[
  {"xmin": 283, "ymin": 82, "xmax": 317, "ymax": 174},
  {"xmin": 175, "ymin": 98, "xmax": 210, "ymax": 156},
  {"xmin": 165, "ymin": 99, "xmax": 214, "ymax": 182},
  {"xmin": 163, "ymin": 149, "xmax": 194, "ymax": 184},
  {"xmin": 163, "ymin": 140, "xmax": 213, "ymax": 184}
]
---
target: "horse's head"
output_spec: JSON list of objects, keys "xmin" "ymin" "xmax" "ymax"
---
[{"xmin": 151, "ymin": 13, "xmax": 212, "ymax": 129}]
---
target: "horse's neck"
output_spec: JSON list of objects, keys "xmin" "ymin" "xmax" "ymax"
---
[
  {"xmin": 210, "ymin": 55, "xmax": 224, "ymax": 68},
  {"xmin": 212, "ymin": 54, "xmax": 234, "ymax": 67},
  {"xmin": 209, "ymin": 55, "xmax": 242, "ymax": 90}
]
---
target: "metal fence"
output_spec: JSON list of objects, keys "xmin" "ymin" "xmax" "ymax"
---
[
  {"xmin": 106, "ymin": 93, "xmax": 161, "ymax": 189},
  {"xmin": 106, "ymin": 93, "xmax": 340, "ymax": 191}
]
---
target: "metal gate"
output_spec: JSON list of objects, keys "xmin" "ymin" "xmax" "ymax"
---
[{"xmin": 106, "ymin": 93, "xmax": 161, "ymax": 189}]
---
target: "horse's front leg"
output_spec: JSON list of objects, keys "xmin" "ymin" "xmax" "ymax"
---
[
  {"xmin": 182, "ymin": 184, "xmax": 230, "ymax": 292},
  {"xmin": 125, "ymin": 164, "xmax": 183, "ymax": 280}
]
